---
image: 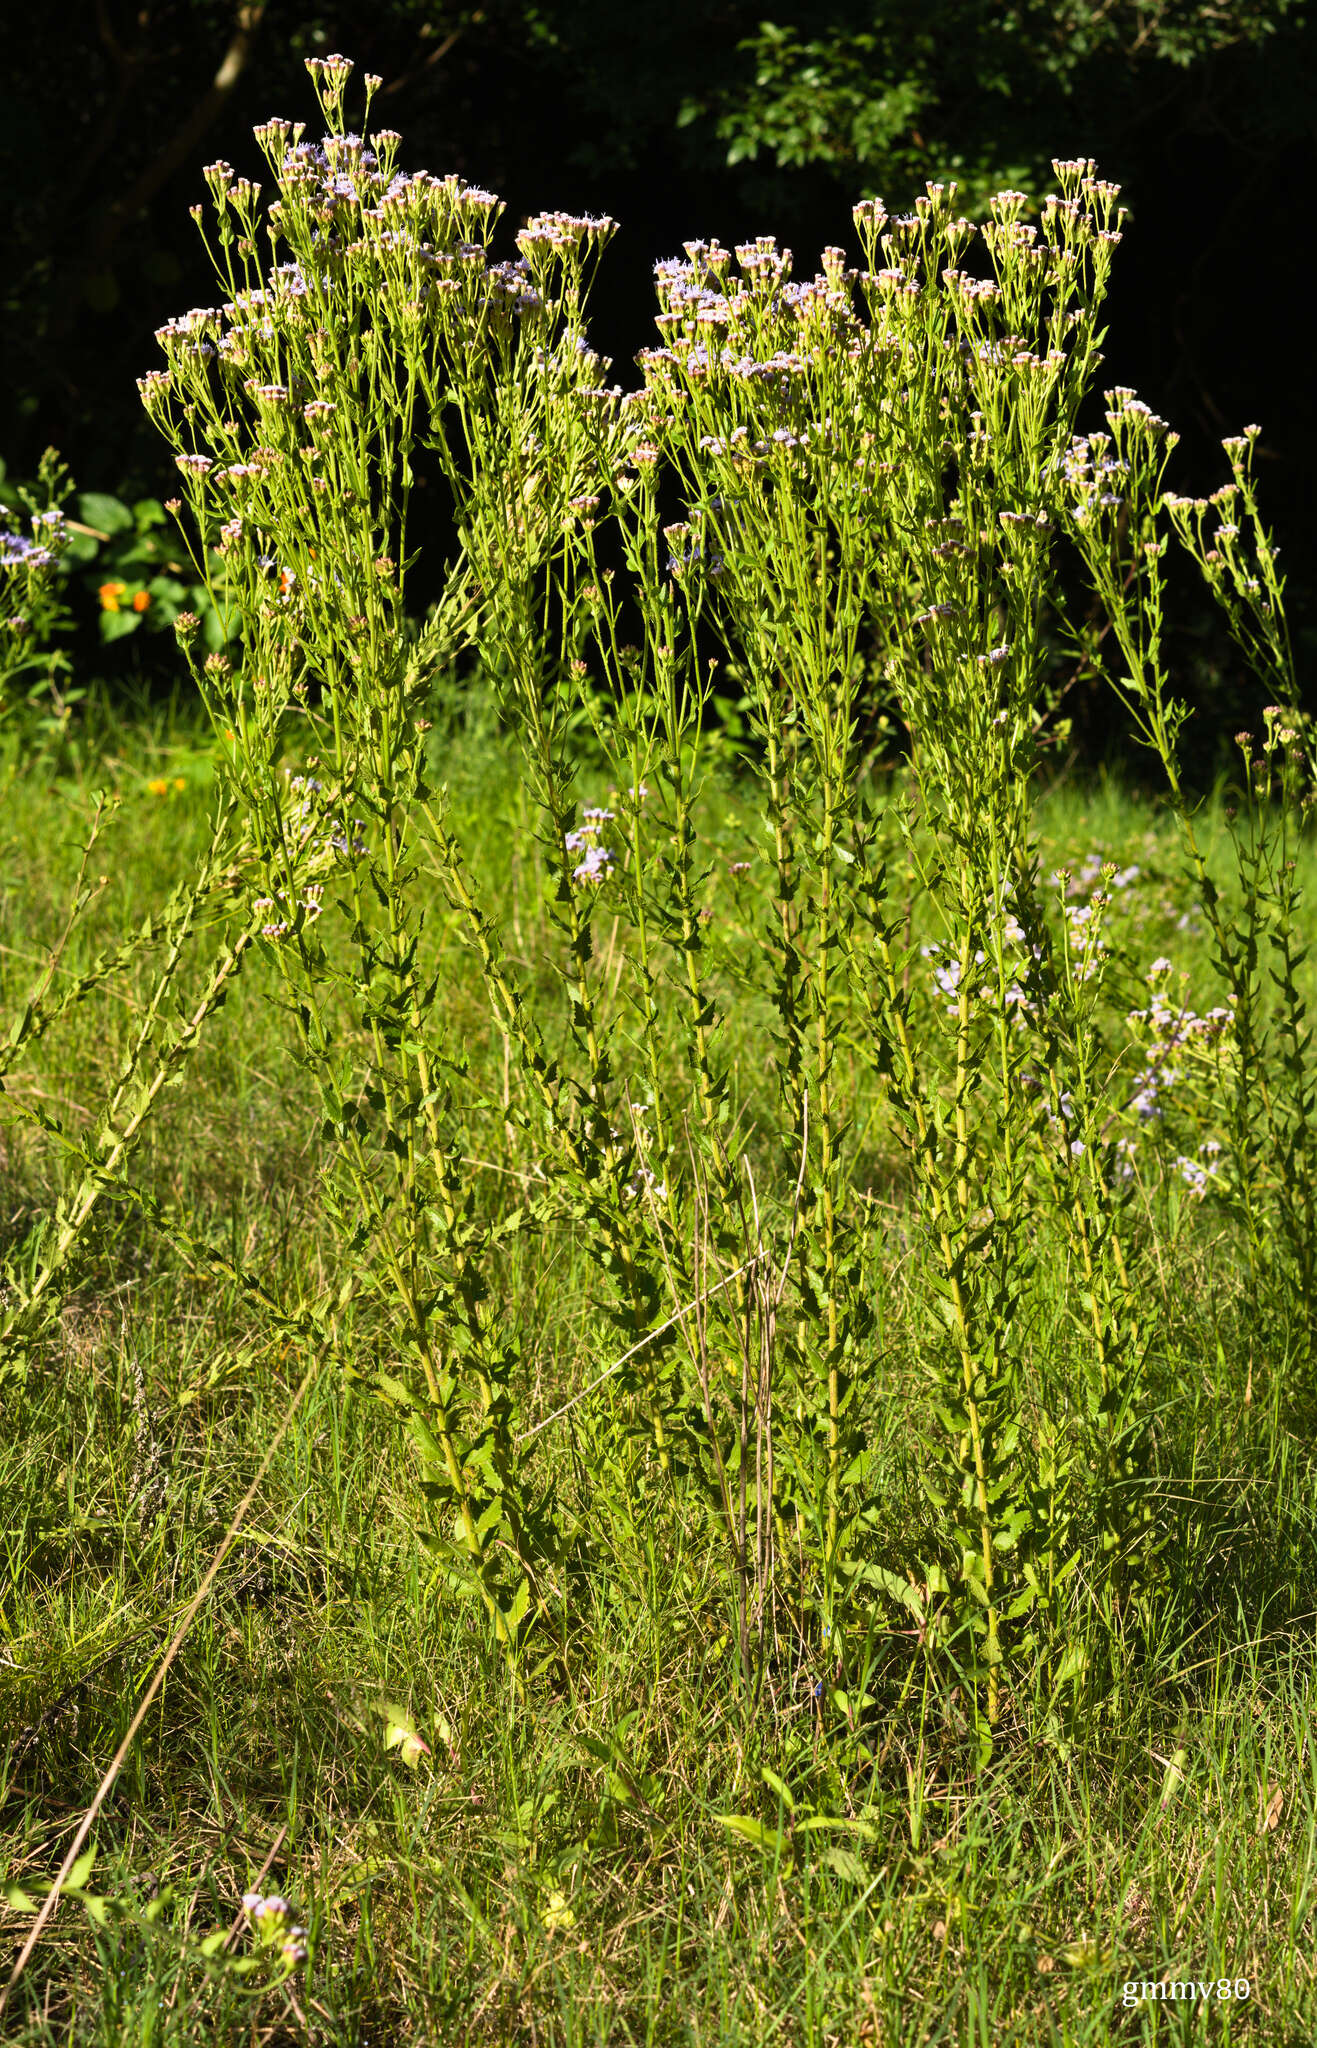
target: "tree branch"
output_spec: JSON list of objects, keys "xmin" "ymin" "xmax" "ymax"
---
[
  {"xmin": 380, "ymin": 25, "xmax": 464, "ymax": 99},
  {"xmin": 91, "ymin": 0, "xmax": 267, "ymax": 260}
]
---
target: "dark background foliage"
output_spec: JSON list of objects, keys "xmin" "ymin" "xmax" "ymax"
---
[{"xmin": 5, "ymin": 1, "xmax": 1313, "ymax": 749}]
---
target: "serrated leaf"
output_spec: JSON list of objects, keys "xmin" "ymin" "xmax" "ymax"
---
[
  {"xmin": 850, "ymin": 1561, "xmax": 926, "ymax": 1620},
  {"xmin": 501, "ymin": 1575, "xmax": 531, "ymax": 1633},
  {"xmin": 379, "ymin": 1701, "xmax": 431, "ymax": 1768}
]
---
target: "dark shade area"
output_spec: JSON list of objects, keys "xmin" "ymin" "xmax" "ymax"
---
[{"xmin": 5, "ymin": 2, "xmax": 1313, "ymax": 754}]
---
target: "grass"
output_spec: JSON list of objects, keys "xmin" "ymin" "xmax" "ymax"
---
[{"xmin": 2, "ymin": 693, "xmax": 1317, "ymax": 2045}]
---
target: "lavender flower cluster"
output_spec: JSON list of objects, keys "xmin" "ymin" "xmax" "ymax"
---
[
  {"xmin": 1056, "ymin": 390, "xmax": 1178, "ymax": 528},
  {"xmin": 242, "ymin": 1890, "xmax": 307, "ymax": 1968},
  {"xmin": 0, "ymin": 509, "xmax": 65, "ymax": 573},
  {"xmin": 916, "ymin": 860, "xmax": 1233, "ymax": 1202},
  {"xmin": 145, "ymin": 107, "xmax": 617, "ymax": 521},
  {"xmin": 565, "ymin": 806, "xmax": 615, "ymax": 884},
  {"xmin": 247, "ymin": 770, "xmax": 367, "ymax": 936},
  {"xmin": 1126, "ymin": 963, "xmax": 1231, "ymax": 1125},
  {"xmin": 639, "ymin": 236, "xmax": 862, "ymax": 419}
]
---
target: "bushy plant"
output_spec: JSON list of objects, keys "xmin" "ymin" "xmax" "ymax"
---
[
  {"xmin": 0, "ymin": 449, "xmax": 79, "ymax": 738},
  {"xmin": 3, "ymin": 53, "xmax": 1307, "ymax": 1758}
]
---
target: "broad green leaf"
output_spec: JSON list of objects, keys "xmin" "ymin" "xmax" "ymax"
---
[
  {"xmin": 1052, "ymin": 1641, "xmax": 1089, "ymax": 1688},
  {"xmin": 540, "ymin": 1888, "xmax": 576, "ymax": 1931},
  {"xmin": 77, "ymin": 493, "xmax": 134, "ymax": 535},
  {"xmin": 760, "ymin": 1766, "xmax": 796, "ymax": 1814},
  {"xmin": 100, "ymin": 609, "xmax": 142, "ymax": 643},
  {"xmin": 717, "ymin": 1814, "xmax": 788, "ymax": 1856},
  {"xmin": 1159, "ymin": 1748, "xmax": 1189, "ymax": 1809}
]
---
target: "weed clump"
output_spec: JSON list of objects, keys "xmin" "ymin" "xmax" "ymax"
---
[{"xmin": 0, "ymin": 51, "xmax": 1313, "ymax": 2043}]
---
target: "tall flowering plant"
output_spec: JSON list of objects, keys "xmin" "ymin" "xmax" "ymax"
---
[
  {"xmin": 586, "ymin": 170, "xmax": 1161, "ymax": 1719},
  {"xmin": 142, "ymin": 55, "xmax": 633, "ymax": 1639},
  {"xmin": 1067, "ymin": 410, "xmax": 1315, "ymax": 1360},
  {"xmin": 128, "ymin": 56, "xmax": 1301, "ymax": 1740}
]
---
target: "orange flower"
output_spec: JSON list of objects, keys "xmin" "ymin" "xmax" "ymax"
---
[
  {"xmin": 147, "ymin": 777, "xmax": 169, "ymax": 797},
  {"xmin": 99, "ymin": 580, "xmax": 126, "ymax": 612},
  {"xmin": 131, "ymin": 589, "xmax": 151, "ymax": 613}
]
